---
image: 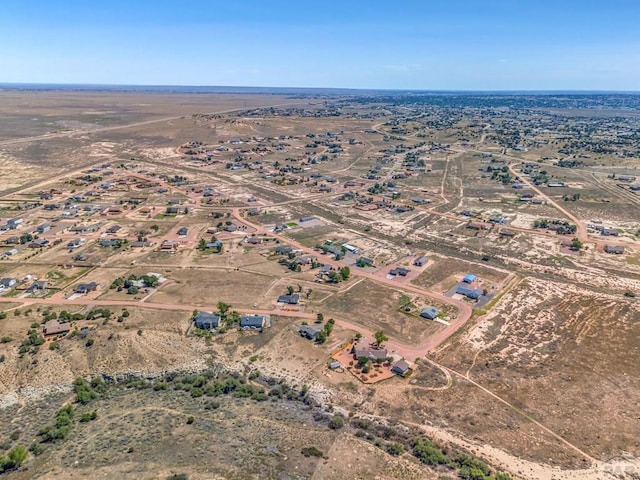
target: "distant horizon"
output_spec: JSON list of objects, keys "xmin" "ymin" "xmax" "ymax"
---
[
  {"xmin": 1, "ymin": 1, "xmax": 639, "ymax": 91},
  {"xmin": 1, "ymin": 82, "xmax": 640, "ymax": 96}
]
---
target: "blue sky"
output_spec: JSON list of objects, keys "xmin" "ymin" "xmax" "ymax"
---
[{"xmin": 0, "ymin": 0, "xmax": 639, "ymax": 90}]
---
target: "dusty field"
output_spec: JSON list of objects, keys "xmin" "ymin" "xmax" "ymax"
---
[{"xmin": 321, "ymin": 280, "xmax": 444, "ymax": 346}]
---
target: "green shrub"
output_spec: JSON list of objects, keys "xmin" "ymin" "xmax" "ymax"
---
[{"xmin": 301, "ymin": 446, "xmax": 323, "ymax": 457}]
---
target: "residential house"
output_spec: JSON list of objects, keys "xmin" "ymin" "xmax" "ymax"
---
[
  {"xmin": 131, "ymin": 241, "xmax": 153, "ymax": 248},
  {"xmin": 299, "ymin": 325, "xmax": 322, "ymax": 340},
  {"xmin": 43, "ymin": 320, "xmax": 71, "ymax": 336},
  {"xmin": 0, "ymin": 278, "xmax": 17, "ymax": 288},
  {"xmin": 26, "ymin": 280, "xmax": 48, "ymax": 293},
  {"xmin": 389, "ymin": 267, "xmax": 410, "ymax": 277},
  {"xmin": 194, "ymin": 311, "xmax": 222, "ymax": 330},
  {"xmin": 246, "ymin": 236, "xmax": 262, "ymax": 245},
  {"xmin": 277, "ymin": 294, "xmax": 300, "ymax": 305},
  {"xmin": 391, "ymin": 359, "xmax": 412, "ymax": 376},
  {"xmin": 274, "ymin": 245, "xmax": 293, "ymax": 255},
  {"xmin": 67, "ymin": 238, "xmax": 84, "ymax": 249},
  {"xmin": 604, "ymin": 245, "xmax": 625, "ymax": 254},
  {"xmin": 456, "ymin": 285, "xmax": 482, "ymax": 299},
  {"xmin": 28, "ymin": 239, "xmax": 49, "ymax": 248},
  {"xmin": 177, "ymin": 227, "xmax": 189, "ymax": 236},
  {"xmin": 36, "ymin": 222, "xmax": 52, "ymax": 233},
  {"xmin": 601, "ymin": 228, "xmax": 620, "ymax": 237},
  {"xmin": 106, "ymin": 225, "xmax": 122, "ymax": 234},
  {"xmin": 356, "ymin": 257, "xmax": 373, "ymax": 267},
  {"xmin": 75, "ymin": 282, "xmax": 98, "ymax": 294},
  {"xmin": 420, "ymin": 306, "xmax": 439, "ymax": 320},
  {"xmin": 499, "ymin": 229, "xmax": 516, "ymax": 237},
  {"xmin": 353, "ymin": 347, "xmax": 388, "ymax": 362},
  {"xmin": 160, "ymin": 240, "xmax": 178, "ymax": 250},
  {"xmin": 413, "ymin": 255, "xmax": 428, "ymax": 267},
  {"xmin": 240, "ymin": 314, "xmax": 269, "ymax": 329},
  {"xmin": 463, "ymin": 274, "xmax": 477, "ymax": 283}
]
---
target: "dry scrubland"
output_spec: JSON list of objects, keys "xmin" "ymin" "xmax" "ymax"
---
[{"xmin": 0, "ymin": 91, "xmax": 639, "ymax": 479}]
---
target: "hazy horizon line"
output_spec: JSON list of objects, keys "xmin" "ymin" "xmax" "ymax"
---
[{"xmin": 1, "ymin": 82, "xmax": 640, "ymax": 95}]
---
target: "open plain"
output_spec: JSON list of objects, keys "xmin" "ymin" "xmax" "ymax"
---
[{"xmin": 0, "ymin": 89, "xmax": 638, "ymax": 479}]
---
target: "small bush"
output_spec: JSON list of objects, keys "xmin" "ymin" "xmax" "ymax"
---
[
  {"xmin": 328, "ymin": 414, "xmax": 345, "ymax": 430},
  {"xmin": 301, "ymin": 446, "xmax": 323, "ymax": 457},
  {"xmin": 186, "ymin": 416, "xmax": 195, "ymax": 424}
]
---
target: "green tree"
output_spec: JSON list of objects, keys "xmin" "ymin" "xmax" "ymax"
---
[
  {"xmin": 286, "ymin": 285, "xmax": 294, "ymax": 295},
  {"xmin": 374, "ymin": 330, "xmax": 388, "ymax": 348},
  {"xmin": 570, "ymin": 238, "xmax": 582, "ymax": 250},
  {"xmin": 340, "ymin": 266, "xmax": 350, "ymax": 280},
  {"xmin": 217, "ymin": 302, "xmax": 231, "ymax": 317},
  {"xmin": 316, "ymin": 312, "xmax": 324, "ymax": 323}
]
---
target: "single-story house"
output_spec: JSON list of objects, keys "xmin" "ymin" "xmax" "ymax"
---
[
  {"xmin": 499, "ymin": 229, "xmax": 516, "ymax": 237},
  {"xmin": 356, "ymin": 257, "xmax": 373, "ymax": 267},
  {"xmin": 205, "ymin": 240, "xmax": 223, "ymax": 250},
  {"xmin": 413, "ymin": 255, "xmax": 428, "ymax": 267},
  {"xmin": 75, "ymin": 282, "xmax": 98, "ymax": 294},
  {"xmin": 177, "ymin": 227, "xmax": 189, "ymax": 236},
  {"xmin": 274, "ymin": 245, "xmax": 293, "ymax": 255},
  {"xmin": 73, "ymin": 253, "xmax": 88, "ymax": 261},
  {"xmin": 278, "ymin": 294, "xmax": 300, "ymax": 305},
  {"xmin": 328, "ymin": 360, "xmax": 341, "ymax": 370},
  {"xmin": 420, "ymin": 306, "xmax": 438, "ymax": 320},
  {"xmin": 601, "ymin": 228, "xmax": 620, "ymax": 237},
  {"xmin": 299, "ymin": 216, "xmax": 314, "ymax": 223},
  {"xmin": 246, "ymin": 236, "xmax": 262, "ymax": 245},
  {"xmin": 391, "ymin": 359, "xmax": 412, "ymax": 376},
  {"xmin": 43, "ymin": 320, "xmax": 71, "ymax": 336},
  {"xmin": 160, "ymin": 240, "xmax": 178, "ymax": 250},
  {"xmin": 604, "ymin": 245, "xmax": 625, "ymax": 254},
  {"xmin": 27, "ymin": 280, "xmax": 48, "ymax": 292},
  {"xmin": 194, "ymin": 311, "xmax": 222, "ymax": 329},
  {"xmin": 456, "ymin": 285, "xmax": 482, "ymax": 299},
  {"xmin": 29, "ymin": 239, "xmax": 49, "ymax": 248},
  {"xmin": 353, "ymin": 347, "xmax": 388, "ymax": 362},
  {"xmin": 389, "ymin": 267, "xmax": 410, "ymax": 277},
  {"xmin": 240, "ymin": 314, "xmax": 269, "ymax": 329},
  {"xmin": 67, "ymin": 238, "xmax": 83, "ymax": 249},
  {"xmin": 36, "ymin": 222, "xmax": 52, "ymax": 233},
  {"xmin": 463, "ymin": 274, "xmax": 477, "ymax": 283},
  {"xmin": 299, "ymin": 325, "xmax": 322, "ymax": 340},
  {"xmin": 0, "ymin": 278, "xmax": 17, "ymax": 288},
  {"xmin": 131, "ymin": 241, "xmax": 153, "ymax": 248},
  {"xmin": 106, "ymin": 225, "xmax": 122, "ymax": 234}
]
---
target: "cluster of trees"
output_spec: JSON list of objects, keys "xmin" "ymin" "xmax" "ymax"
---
[
  {"xmin": 532, "ymin": 219, "xmax": 577, "ymax": 235},
  {"xmin": 326, "ymin": 267, "xmax": 350, "ymax": 284},
  {"xmin": 19, "ymin": 329, "xmax": 45, "ymax": 355},
  {"xmin": 110, "ymin": 275, "xmax": 158, "ymax": 294},
  {"xmin": 562, "ymin": 192, "xmax": 581, "ymax": 202}
]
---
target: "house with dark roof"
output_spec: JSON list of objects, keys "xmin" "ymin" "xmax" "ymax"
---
[
  {"xmin": 240, "ymin": 314, "xmax": 269, "ymax": 329},
  {"xmin": 75, "ymin": 282, "xmax": 98, "ymax": 294},
  {"xmin": 604, "ymin": 245, "xmax": 625, "ymax": 254},
  {"xmin": 389, "ymin": 267, "xmax": 410, "ymax": 277},
  {"xmin": 456, "ymin": 285, "xmax": 482, "ymax": 299},
  {"xmin": 28, "ymin": 238, "xmax": 49, "ymax": 248},
  {"xmin": 356, "ymin": 257, "xmax": 373, "ymax": 267},
  {"xmin": 43, "ymin": 320, "xmax": 71, "ymax": 336},
  {"xmin": 353, "ymin": 347, "xmax": 388, "ymax": 362},
  {"xmin": 299, "ymin": 325, "xmax": 322, "ymax": 340},
  {"xmin": 391, "ymin": 359, "xmax": 412, "ymax": 376},
  {"xmin": 194, "ymin": 311, "xmax": 222, "ymax": 329},
  {"xmin": 601, "ymin": 228, "xmax": 620, "ymax": 237},
  {"xmin": 177, "ymin": 227, "xmax": 189, "ymax": 236},
  {"xmin": 0, "ymin": 278, "xmax": 17, "ymax": 288},
  {"xmin": 274, "ymin": 245, "xmax": 293, "ymax": 255},
  {"xmin": 420, "ymin": 306, "xmax": 438, "ymax": 320},
  {"xmin": 277, "ymin": 294, "xmax": 300, "ymax": 305},
  {"xmin": 413, "ymin": 255, "xmax": 428, "ymax": 267}
]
